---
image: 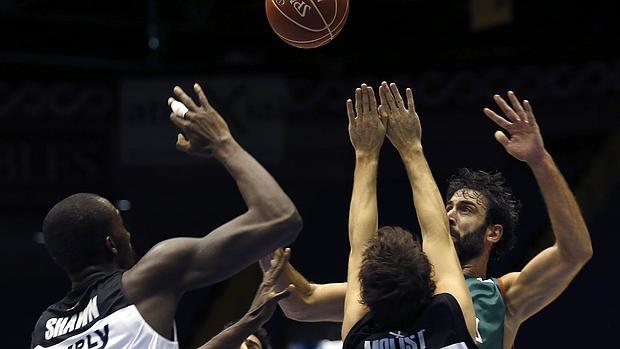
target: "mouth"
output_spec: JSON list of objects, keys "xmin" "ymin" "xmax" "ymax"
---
[{"xmin": 449, "ymin": 228, "xmax": 459, "ymax": 241}]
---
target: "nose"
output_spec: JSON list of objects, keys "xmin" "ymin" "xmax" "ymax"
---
[{"xmin": 446, "ymin": 208, "xmax": 457, "ymax": 225}]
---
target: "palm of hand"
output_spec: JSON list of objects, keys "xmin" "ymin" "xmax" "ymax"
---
[
  {"xmin": 503, "ymin": 121, "xmax": 544, "ymax": 162},
  {"xmin": 485, "ymin": 92, "xmax": 547, "ymax": 164}
]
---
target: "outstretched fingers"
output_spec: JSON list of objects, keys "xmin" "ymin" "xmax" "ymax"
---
[
  {"xmin": 389, "ymin": 83, "xmax": 405, "ymax": 109},
  {"xmin": 361, "ymin": 83, "xmax": 370, "ymax": 114},
  {"xmin": 507, "ymin": 91, "xmax": 525, "ymax": 115},
  {"xmin": 368, "ymin": 85, "xmax": 378, "ymax": 113},
  {"xmin": 193, "ymin": 83, "xmax": 211, "ymax": 109},
  {"xmin": 173, "ymin": 86, "xmax": 200, "ymax": 112},
  {"xmin": 405, "ymin": 88, "xmax": 415, "ymax": 112},
  {"xmin": 523, "ymin": 99, "xmax": 537, "ymax": 124},
  {"xmin": 346, "ymin": 99, "xmax": 355, "ymax": 123},
  {"xmin": 493, "ymin": 94, "xmax": 521, "ymax": 122},
  {"xmin": 265, "ymin": 248, "xmax": 291, "ymax": 284},
  {"xmin": 382, "ymin": 82, "xmax": 398, "ymax": 111},
  {"xmin": 483, "ymin": 107, "xmax": 512, "ymax": 129},
  {"xmin": 355, "ymin": 88, "xmax": 362, "ymax": 118}
]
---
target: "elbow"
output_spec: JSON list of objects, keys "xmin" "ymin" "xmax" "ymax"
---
[
  {"xmin": 575, "ymin": 235, "xmax": 594, "ymax": 264},
  {"xmin": 580, "ymin": 242, "xmax": 593, "ymax": 263},
  {"xmin": 283, "ymin": 208, "xmax": 303, "ymax": 244},
  {"xmin": 559, "ymin": 239, "xmax": 593, "ymax": 266},
  {"xmin": 268, "ymin": 208, "xmax": 303, "ymax": 246}
]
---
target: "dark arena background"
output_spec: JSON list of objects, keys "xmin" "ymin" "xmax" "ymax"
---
[{"xmin": 2, "ymin": 1, "xmax": 619, "ymax": 348}]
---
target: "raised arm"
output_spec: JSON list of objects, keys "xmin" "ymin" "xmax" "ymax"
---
[
  {"xmin": 341, "ymin": 84, "xmax": 386, "ymax": 339},
  {"xmin": 259, "ymin": 250, "xmax": 346, "ymax": 322},
  {"xmin": 483, "ymin": 92, "xmax": 593, "ymax": 332},
  {"xmin": 123, "ymin": 83, "xmax": 302, "ymax": 331},
  {"xmin": 198, "ymin": 249, "xmax": 293, "ymax": 349},
  {"xmin": 379, "ymin": 82, "xmax": 477, "ymax": 340}
]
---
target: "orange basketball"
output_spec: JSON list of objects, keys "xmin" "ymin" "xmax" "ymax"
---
[{"xmin": 265, "ymin": 0, "xmax": 349, "ymax": 49}]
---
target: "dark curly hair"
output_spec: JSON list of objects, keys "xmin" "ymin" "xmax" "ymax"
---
[
  {"xmin": 223, "ymin": 321, "xmax": 271, "ymax": 349},
  {"xmin": 359, "ymin": 226, "xmax": 436, "ymax": 329},
  {"xmin": 446, "ymin": 168, "xmax": 522, "ymax": 261}
]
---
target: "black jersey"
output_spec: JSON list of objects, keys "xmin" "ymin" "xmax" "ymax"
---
[
  {"xmin": 344, "ymin": 293, "xmax": 478, "ymax": 349},
  {"xmin": 31, "ymin": 270, "xmax": 178, "ymax": 349}
]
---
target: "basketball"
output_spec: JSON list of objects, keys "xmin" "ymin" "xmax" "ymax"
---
[{"xmin": 265, "ymin": 0, "xmax": 349, "ymax": 49}]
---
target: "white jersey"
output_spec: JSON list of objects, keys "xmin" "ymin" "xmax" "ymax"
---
[{"xmin": 31, "ymin": 271, "xmax": 179, "ymax": 349}]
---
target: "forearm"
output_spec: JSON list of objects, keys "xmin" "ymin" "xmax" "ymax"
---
[
  {"xmin": 214, "ymin": 138, "xmax": 300, "ymax": 223},
  {"xmin": 348, "ymin": 153, "xmax": 380, "ymax": 250},
  {"xmin": 528, "ymin": 152, "xmax": 593, "ymax": 260},
  {"xmin": 197, "ymin": 314, "xmax": 259, "ymax": 349},
  {"xmin": 399, "ymin": 145, "xmax": 450, "ymax": 242},
  {"xmin": 280, "ymin": 279, "xmax": 346, "ymax": 322}
]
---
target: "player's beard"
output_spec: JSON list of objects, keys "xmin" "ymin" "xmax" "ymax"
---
[{"xmin": 452, "ymin": 224, "xmax": 487, "ymax": 265}]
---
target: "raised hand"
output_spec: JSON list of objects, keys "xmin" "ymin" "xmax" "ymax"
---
[
  {"xmin": 483, "ymin": 91, "xmax": 546, "ymax": 164},
  {"xmin": 378, "ymin": 82, "xmax": 421, "ymax": 152},
  {"xmin": 246, "ymin": 248, "xmax": 294, "ymax": 326},
  {"xmin": 168, "ymin": 83, "xmax": 232, "ymax": 157},
  {"xmin": 347, "ymin": 83, "xmax": 386, "ymax": 155}
]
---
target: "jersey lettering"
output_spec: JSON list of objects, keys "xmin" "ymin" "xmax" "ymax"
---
[
  {"xmin": 45, "ymin": 296, "xmax": 100, "ymax": 340},
  {"xmin": 66, "ymin": 324, "xmax": 109, "ymax": 349}
]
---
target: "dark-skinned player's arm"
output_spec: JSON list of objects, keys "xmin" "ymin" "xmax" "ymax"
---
[
  {"xmin": 341, "ymin": 84, "xmax": 387, "ymax": 339},
  {"xmin": 379, "ymin": 82, "xmax": 477, "ymax": 341},
  {"xmin": 122, "ymin": 83, "xmax": 302, "ymax": 334},
  {"xmin": 484, "ymin": 92, "xmax": 592, "ymax": 345},
  {"xmin": 258, "ymin": 250, "xmax": 346, "ymax": 322},
  {"xmin": 198, "ymin": 249, "xmax": 293, "ymax": 349}
]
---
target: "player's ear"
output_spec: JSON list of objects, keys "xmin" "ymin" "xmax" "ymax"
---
[
  {"xmin": 105, "ymin": 235, "xmax": 118, "ymax": 256},
  {"xmin": 487, "ymin": 224, "xmax": 503, "ymax": 244}
]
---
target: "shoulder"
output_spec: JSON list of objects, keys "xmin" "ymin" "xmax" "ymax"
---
[
  {"xmin": 431, "ymin": 293, "xmax": 464, "ymax": 315},
  {"xmin": 499, "ymin": 272, "xmax": 519, "ymax": 298},
  {"xmin": 343, "ymin": 312, "xmax": 376, "ymax": 349}
]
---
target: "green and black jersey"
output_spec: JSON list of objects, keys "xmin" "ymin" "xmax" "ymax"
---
[{"xmin": 465, "ymin": 276, "xmax": 506, "ymax": 349}]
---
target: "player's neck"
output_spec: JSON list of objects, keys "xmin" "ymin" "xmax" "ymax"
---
[
  {"xmin": 69, "ymin": 264, "xmax": 118, "ymax": 290},
  {"xmin": 461, "ymin": 254, "xmax": 489, "ymax": 279}
]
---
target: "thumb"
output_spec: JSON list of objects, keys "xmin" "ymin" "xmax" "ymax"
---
[
  {"xmin": 272, "ymin": 284, "xmax": 295, "ymax": 302},
  {"xmin": 176, "ymin": 133, "xmax": 191, "ymax": 151},
  {"xmin": 378, "ymin": 105, "xmax": 388, "ymax": 119},
  {"xmin": 494, "ymin": 130, "xmax": 510, "ymax": 148}
]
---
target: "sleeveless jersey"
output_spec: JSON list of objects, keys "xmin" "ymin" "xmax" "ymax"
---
[
  {"xmin": 465, "ymin": 276, "xmax": 506, "ymax": 349},
  {"xmin": 343, "ymin": 293, "xmax": 478, "ymax": 349},
  {"xmin": 30, "ymin": 270, "xmax": 179, "ymax": 349}
]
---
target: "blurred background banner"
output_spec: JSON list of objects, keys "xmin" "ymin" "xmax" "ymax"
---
[{"xmin": 2, "ymin": 1, "xmax": 619, "ymax": 348}]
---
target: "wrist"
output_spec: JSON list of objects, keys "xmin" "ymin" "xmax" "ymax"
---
[
  {"xmin": 212, "ymin": 137, "xmax": 240, "ymax": 159},
  {"xmin": 526, "ymin": 150, "xmax": 552, "ymax": 169},
  {"xmin": 239, "ymin": 312, "xmax": 264, "ymax": 329},
  {"xmin": 398, "ymin": 143, "xmax": 424, "ymax": 161},
  {"xmin": 355, "ymin": 150, "xmax": 380, "ymax": 162}
]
